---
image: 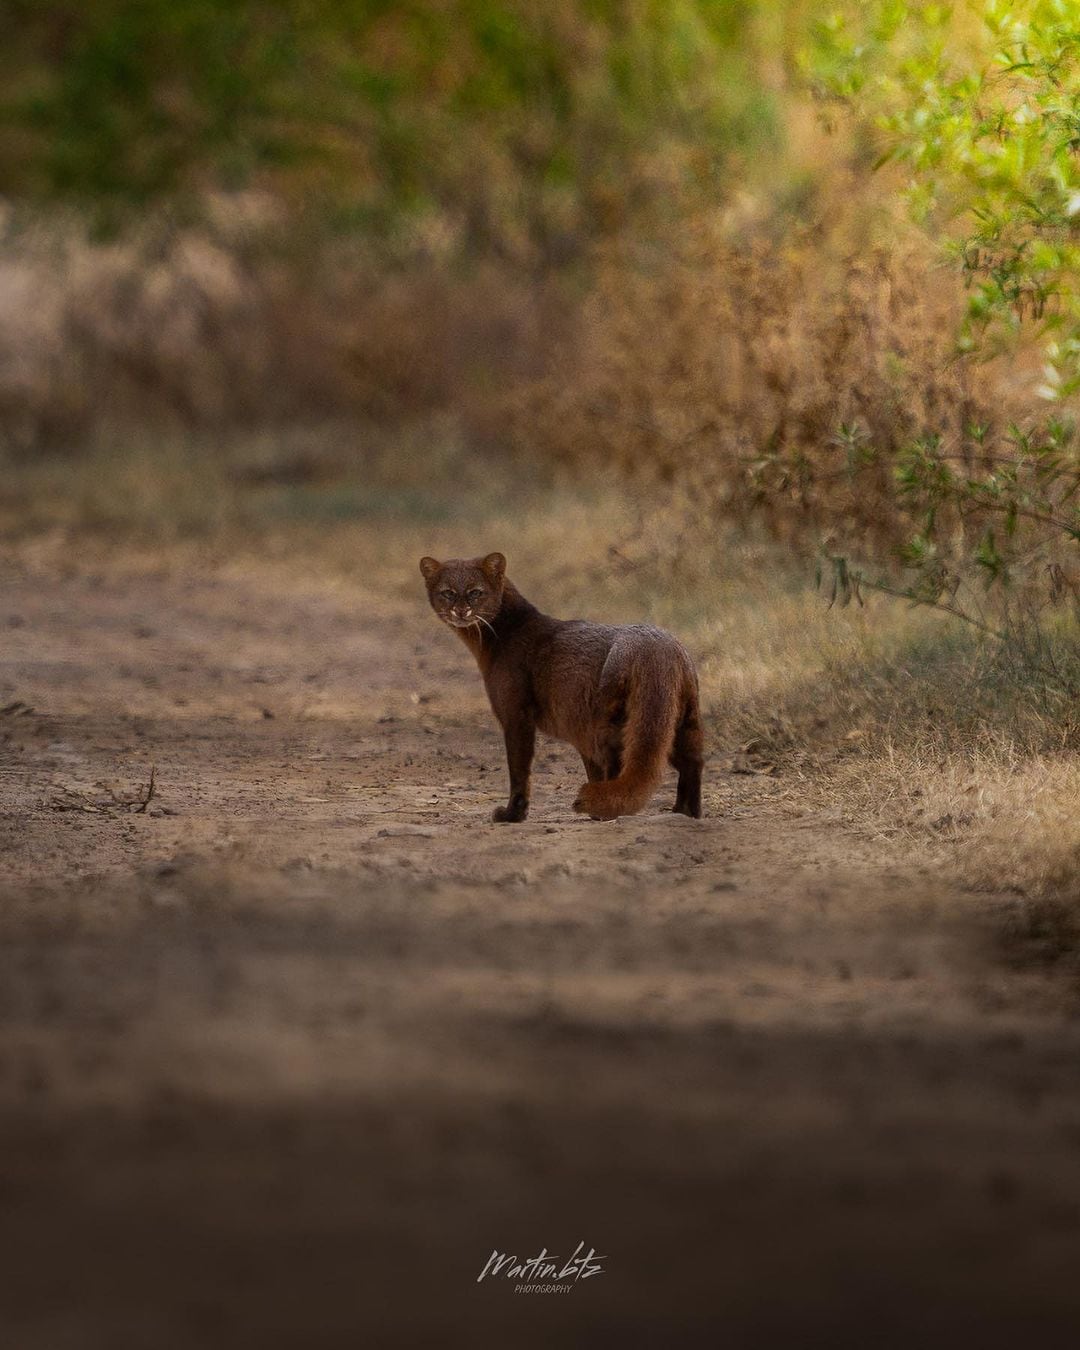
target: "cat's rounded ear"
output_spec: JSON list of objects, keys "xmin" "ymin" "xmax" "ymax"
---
[
  {"xmin": 419, "ymin": 557, "xmax": 442, "ymax": 581},
  {"xmin": 481, "ymin": 552, "xmax": 506, "ymax": 585}
]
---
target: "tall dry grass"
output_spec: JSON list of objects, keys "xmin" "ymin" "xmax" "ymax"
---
[
  {"xmin": 0, "ymin": 208, "xmax": 576, "ymax": 458},
  {"xmin": 4, "ymin": 179, "xmax": 1041, "ymax": 578},
  {"xmin": 0, "ymin": 210, "xmax": 358, "ymax": 456},
  {"xmin": 490, "ymin": 202, "xmax": 1031, "ymax": 554}
]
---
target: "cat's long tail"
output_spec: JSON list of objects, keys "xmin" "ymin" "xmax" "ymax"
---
[{"xmin": 573, "ymin": 656, "xmax": 681, "ymax": 820}]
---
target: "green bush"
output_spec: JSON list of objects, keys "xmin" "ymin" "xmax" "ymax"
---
[{"xmin": 802, "ymin": 0, "xmax": 1079, "ymax": 669}]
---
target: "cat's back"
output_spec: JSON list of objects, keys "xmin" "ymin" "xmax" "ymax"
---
[
  {"xmin": 526, "ymin": 614, "xmax": 696, "ymax": 743},
  {"xmin": 537, "ymin": 617, "xmax": 619, "ymax": 683},
  {"xmin": 544, "ymin": 617, "xmax": 690, "ymax": 683}
]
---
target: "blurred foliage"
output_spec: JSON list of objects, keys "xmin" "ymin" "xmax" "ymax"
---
[
  {"xmin": 800, "ymin": 0, "xmax": 1080, "ymax": 652},
  {"xmin": 805, "ymin": 0, "xmax": 1080, "ymax": 395},
  {"xmin": 815, "ymin": 417, "xmax": 1079, "ymax": 691},
  {"xmin": 1, "ymin": 0, "xmax": 1076, "ymax": 676},
  {"xmin": 0, "ymin": 0, "xmax": 781, "ymax": 259}
]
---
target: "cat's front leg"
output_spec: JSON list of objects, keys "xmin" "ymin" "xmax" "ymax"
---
[{"xmin": 492, "ymin": 712, "xmax": 536, "ymax": 823}]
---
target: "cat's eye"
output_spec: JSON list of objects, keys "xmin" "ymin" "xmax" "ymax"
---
[
  {"xmin": 467, "ymin": 589, "xmax": 482, "ymax": 601},
  {"xmin": 438, "ymin": 589, "xmax": 455, "ymax": 600}
]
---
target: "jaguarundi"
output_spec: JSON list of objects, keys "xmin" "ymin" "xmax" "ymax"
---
[{"xmin": 420, "ymin": 552, "xmax": 703, "ymax": 822}]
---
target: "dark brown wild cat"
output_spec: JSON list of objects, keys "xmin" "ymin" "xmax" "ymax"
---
[{"xmin": 420, "ymin": 552, "xmax": 703, "ymax": 822}]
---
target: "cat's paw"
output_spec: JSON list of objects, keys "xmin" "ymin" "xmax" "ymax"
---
[
  {"xmin": 573, "ymin": 785, "xmax": 599, "ymax": 817},
  {"xmin": 573, "ymin": 782, "xmax": 623, "ymax": 820},
  {"xmin": 492, "ymin": 802, "xmax": 528, "ymax": 823}
]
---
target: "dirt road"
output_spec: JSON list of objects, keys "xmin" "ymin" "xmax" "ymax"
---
[{"xmin": 2, "ymin": 550, "xmax": 1079, "ymax": 1347}]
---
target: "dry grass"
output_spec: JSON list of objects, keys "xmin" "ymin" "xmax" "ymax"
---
[
  {"xmin": 0, "ymin": 211, "xmax": 383, "ymax": 455},
  {"xmin": 0, "ymin": 176, "xmax": 1054, "ymax": 594},
  {"xmin": 0, "ymin": 211, "xmax": 571, "ymax": 457},
  {"xmin": 832, "ymin": 754, "xmax": 1080, "ymax": 896},
  {"xmin": 490, "ymin": 201, "xmax": 1031, "ymax": 554}
]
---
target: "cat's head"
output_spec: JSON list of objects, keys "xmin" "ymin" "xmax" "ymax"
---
[{"xmin": 419, "ymin": 553, "xmax": 506, "ymax": 631}]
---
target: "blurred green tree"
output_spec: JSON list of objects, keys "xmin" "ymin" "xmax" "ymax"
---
[{"xmin": 1, "ymin": 0, "xmax": 778, "ymax": 258}]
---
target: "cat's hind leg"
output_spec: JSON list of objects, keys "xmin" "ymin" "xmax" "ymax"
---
[{"xmin": 670, "ymin": 700, "xmax": 703, "ymax": 818}]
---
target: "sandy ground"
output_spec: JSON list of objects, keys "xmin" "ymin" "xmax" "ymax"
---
[{"xmin": 2, "ymin": 547, "xmax": 1080, "ymax": 1348}]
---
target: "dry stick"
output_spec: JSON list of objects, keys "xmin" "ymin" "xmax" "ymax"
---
[
  {"xmin": 131, "ymin": 764, "xmax": 156, "ymax": 814},
  {"xmin": 856, "ymin": 577, "xmax": 1008, "ymax": 641},
  {"xmin": 967, "ymin": 498, "xmax": 1080, "ymax": 539},
  {"xmin": 857, "ymin": 576, "xmax": 1076, "ymax": 696}
]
